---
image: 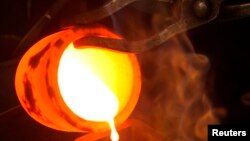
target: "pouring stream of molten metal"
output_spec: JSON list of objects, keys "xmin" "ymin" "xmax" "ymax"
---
[{"xmin": 58, "ymin": 43, "xmax": 137, "ymax": 141}]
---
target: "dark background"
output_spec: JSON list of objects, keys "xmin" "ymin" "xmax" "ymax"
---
[
  {"xmin": 189, "ymin": 17, "xmax": 250, "ymax": 124},
  {"xmin": 0, "ymin": 0, "xmax": 250, "ymax": 140}
]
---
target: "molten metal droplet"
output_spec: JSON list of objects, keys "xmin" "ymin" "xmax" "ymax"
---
[{"xmin": 109, "ymin": 119, "xmax": 119, "ymax": 141}]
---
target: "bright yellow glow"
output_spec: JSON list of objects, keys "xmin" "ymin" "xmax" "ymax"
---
[
  {"xmin": 58, "ymin": 43, "xmax": 119, "ymax": 121},
  {"xmin": 58, "ymin": 42, "xmax": 140, "ymax": 140}
]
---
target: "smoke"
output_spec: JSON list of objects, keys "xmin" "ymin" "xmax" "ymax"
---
[
  {"xmin": 105, "ymin": 1, "xmax": 220, "ymax": 140},
  {"xmin": 125, "ymin": 33, "xmax": 218, "ymax": 141}
]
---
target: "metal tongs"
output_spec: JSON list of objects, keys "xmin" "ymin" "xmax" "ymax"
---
[
  {"xmin": 12, "ymin": 0, "xmax": 250, "ymax": 56},
  {"xmin": 73, "ymin": 0, "xmax": 250, "ymax": 53}
]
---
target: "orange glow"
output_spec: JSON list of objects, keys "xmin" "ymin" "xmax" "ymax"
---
[{"xmin": 15, "ymin": 26, "xmax": 141, "ymax": 136}]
